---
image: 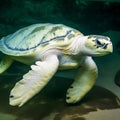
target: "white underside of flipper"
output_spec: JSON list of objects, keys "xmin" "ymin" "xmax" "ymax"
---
[
  {"xmin": 9, "ymin": 55, "xmax": 59, "ymax": 107},
  {"xmin": 66, "ymin": 57, "xmax": 98, "ymax": 103}
]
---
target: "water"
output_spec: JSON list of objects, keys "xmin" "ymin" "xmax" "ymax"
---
[{"xmin": 0, "ymin": 0, "xmax": 120, "ymax": 120}]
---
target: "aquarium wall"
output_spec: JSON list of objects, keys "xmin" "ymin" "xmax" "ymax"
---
[{"xmin": 0, "ymin": 0, "xmax": 120, "ymax": 37}]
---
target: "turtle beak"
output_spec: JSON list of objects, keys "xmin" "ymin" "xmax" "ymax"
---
[{"xmin": 106, "ymin": 42, "xmax": 113, "ymax": 53}]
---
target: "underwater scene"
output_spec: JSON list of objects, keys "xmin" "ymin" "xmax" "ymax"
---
[{"xmin": 0, "ymin": 0, "xmax": 120, "ymax": 120}]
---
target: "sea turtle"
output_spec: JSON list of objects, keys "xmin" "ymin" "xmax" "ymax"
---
[{"xmin": 0, "ymin": 23, "xmax": 113, "ymax": 107}]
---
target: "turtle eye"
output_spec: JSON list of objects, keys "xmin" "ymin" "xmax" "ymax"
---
[
  {"xmin": 94, "ymin": 39, "xmax": 105, "ymax": 48},
  {"xmin": 96, "ymin": 39, "xmax": 102, "ymax": 46}
]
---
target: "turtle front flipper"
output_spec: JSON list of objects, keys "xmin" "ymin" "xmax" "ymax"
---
[
  {"xmin": 66, "ymin": 57, "xmax": 98, "ymax": 103},
  {"xmin": 0, "ymin": 56, "xmax": 13, "ymax": 74},
  {"xmin": 9, "ymin": 55, "xmax": 59, "ymax": 107}
]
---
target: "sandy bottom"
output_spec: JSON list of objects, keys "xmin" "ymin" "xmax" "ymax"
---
[
  {"xmin": 81, "ymin": 109, "xmax": 120, "ymax": 120},
  {"xmin": 0, "ymin": 75, "xmax": 120, "ymax": 120}
]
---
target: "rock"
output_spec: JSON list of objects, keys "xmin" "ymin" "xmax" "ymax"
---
[
  {"xmin": 114, "ymin": 70, "xmax": 120, "ymax": 87},
  {"xmin": 116, "ymin": 41, "xmax": 120, "ymax": 55}
]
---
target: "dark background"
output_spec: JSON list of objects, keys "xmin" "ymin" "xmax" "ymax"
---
[
  {"xmin": 0, "ymin": 0, "xmax": 120, "ymax": 37},
  {"xmin": 0, "ymin": 1, "xmax": 120, "ymax": 120}
]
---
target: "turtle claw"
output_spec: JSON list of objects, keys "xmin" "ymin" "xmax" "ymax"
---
[
  {"xmin": 66, "ymin": 87, "xmax": 81, "ymax": 104},
  {"xmin": 9, "ymin": 94, "xmax": 26, "ymax": 107},
  {"xmin": 9, "ymin": 81, "xmax": 34, "ymax": 107}
]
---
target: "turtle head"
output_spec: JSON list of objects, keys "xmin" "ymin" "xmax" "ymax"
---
[{"xmin": 80, "ymin": 35, "xmax": 113, "ymax": 56}]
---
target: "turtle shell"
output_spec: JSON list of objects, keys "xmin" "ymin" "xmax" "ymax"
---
[{"xmin": 0, "ymin": 23, "xmax": 82, "ymax": 56}]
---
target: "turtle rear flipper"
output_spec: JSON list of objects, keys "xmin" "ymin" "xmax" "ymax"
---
[{"xmin": 0, "ymin": 56, "xmax": 13, "ymax": 74}]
